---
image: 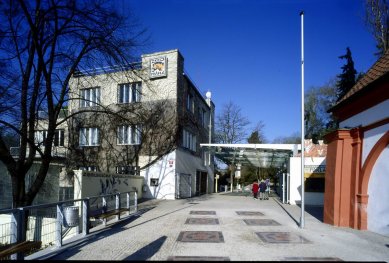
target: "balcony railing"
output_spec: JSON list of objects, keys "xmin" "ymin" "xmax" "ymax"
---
[{"xmin": 9, "ymin": 147, "xmax": 67, "ymax": 158}]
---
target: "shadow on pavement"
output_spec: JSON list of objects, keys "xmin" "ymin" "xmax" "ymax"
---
[
  {"xmin": 123, "ymin": 236, "xmax": 167, "ymax": 260},
  {"xmin": 296, "ymin": 204, "xmax": 324, "ymax": 222},
  {"xmin": 49, "ymin": 207, "xmax": 155, "ymax": 260}
]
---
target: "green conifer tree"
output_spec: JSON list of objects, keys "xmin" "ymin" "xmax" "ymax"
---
[{"xmin": 336, "ymin": 47, "xmax": 357, "ymax": 101}]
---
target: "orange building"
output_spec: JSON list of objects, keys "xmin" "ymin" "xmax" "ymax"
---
[{"xmin": 324, "ymin": 52, "xmax": 389, "ymax": 235}]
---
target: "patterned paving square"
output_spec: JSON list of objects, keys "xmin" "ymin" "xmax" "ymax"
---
[
  {"xmin": 177, "ymin": 231, "xmax": 224, "ymax": 243},
  {"xmin": 167, "ymin": 256, "xmax": 230, "ymax": 261},
  {"xmin": 243, "ymin": 219, "xmax": 281, "ymax": 226},
  {"xmin": 236, "ymin": 211, "xmax": 264, "ymax": 216},
  {"xmin": 255, "ymin": 232, "xmax": 311, "ymax": 244},
  {"xmin": 185, "ymin": 218, "xmax": 219, "ymax": 225},
  {"xmin": 284, "ymin": 257, "xmax": 342, "ymax": 261},
  {"xmin": 189, "ymin": 210, "xmax": 216, "ymax": 215}
]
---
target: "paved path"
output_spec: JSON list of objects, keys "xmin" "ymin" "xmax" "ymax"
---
[{"xmin": 33, "ymin": 193, "xmax": 389, "ymax": 261}]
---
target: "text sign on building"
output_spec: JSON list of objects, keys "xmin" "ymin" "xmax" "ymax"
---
[
  {"xmin": 150, "ymin": 56, "xmax": 167, "ymax": 78},
  {"xmin": 304, "ymin": 165, "xmax": 326, "ymax": 178}
]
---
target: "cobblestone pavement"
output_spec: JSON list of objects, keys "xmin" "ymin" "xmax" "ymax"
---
[{"xmin": 31, "ymin": 193, "xmax": 389, "ymax": 261}]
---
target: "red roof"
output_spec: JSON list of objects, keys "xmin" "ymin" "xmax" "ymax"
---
[{"xmin": 336, "ymin": 51, "xmax": 389, "ymax": 105}]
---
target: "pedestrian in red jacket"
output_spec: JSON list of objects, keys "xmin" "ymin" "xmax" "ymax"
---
[{"xmin": 252, "ymin": 181, "xmax": 259, "ymax": 199}]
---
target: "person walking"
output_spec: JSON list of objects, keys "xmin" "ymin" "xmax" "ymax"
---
[
  {"xmin": 252, "ymin": 181, "xmax": 259, "ymax": 199},
  {"xmin": 259, "ymin": 180, "xmax": 267, "ymax": 200}
]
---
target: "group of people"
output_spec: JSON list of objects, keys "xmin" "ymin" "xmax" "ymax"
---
[{"xmin": 251, "ymin": 179, "xmax": 270, "ymax": 200}]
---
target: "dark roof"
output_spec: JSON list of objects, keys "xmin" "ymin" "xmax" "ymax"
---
[{"xmin": 336, "ymin": 51, "xmax": 389, "ymax": 105}]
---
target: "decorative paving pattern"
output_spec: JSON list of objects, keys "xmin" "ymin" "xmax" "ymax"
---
[
  {"xmin": 255, "ymin": 232, "xmax": 311, "ymax": 244},
  {"xmin": 167, "ymin": 256, "xmax": 230, "ymax": 261},
  {"xmin": 177, "ymin": 231, "xmax": 224, "ymax": 243},
  {"xmin": 243, "ymin": 219, "xmax": 280, "ymax": 226},
  {"xmin": 236, "ymin": 211, "xmax": 264, "ymax": 216},
  {"xmin": 189, "ymin": 211, "xmax": 216, "ymax": 215},
  {"xmin": 284, "ymin": 257, "xmax": 342, "ymax": 261},
  {"xmin": 185, "ymin": 218, "xmax": 219, "ymax": 225}
]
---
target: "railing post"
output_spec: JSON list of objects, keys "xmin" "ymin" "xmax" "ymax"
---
[
  {"xmin": 56, "ymin": 205, "xmax": 63, "ymax": 247},
  {"xmin": 102, "ymin": 197, "xmax": 107, "ymax": 226},
  {"xmin": 126, "ymin": 192, "xmax": 130, "ymax": 215},
  {"xmin": 10, "ymin": 209, "xmax": 24, "ymax": 260},
  {"xmin": 116, "ymin": 193, "xmax": 120, "ymax": 221},
  {"xmin": 82, "ymin": 198, "xmax": 89, "ymax": 236},
  {"xmin": 134, "ymin": 191, "xmax": 138, "ymax": 213},
  {"xmin": 10, "ymin": 210, "xmax": 18, "ymax": 244}
]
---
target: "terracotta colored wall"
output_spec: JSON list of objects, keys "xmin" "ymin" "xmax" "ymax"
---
[{"xmin": 324, "ymin": 129, "xmax": 362, "ymax": 228}]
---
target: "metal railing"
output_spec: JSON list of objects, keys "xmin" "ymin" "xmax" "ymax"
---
[{"xmin": 0, "ymin": 191, "xmax": 137, "ymax": 260}]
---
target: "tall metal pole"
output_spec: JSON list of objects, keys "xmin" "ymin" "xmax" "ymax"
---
[{"xmin": 300, "ymin": 11, "xmax": 305, "ymax": 228}]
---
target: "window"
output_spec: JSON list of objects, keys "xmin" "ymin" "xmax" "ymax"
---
[
  {"xmin": 54, "ymin": 129, "xmax": 65, "ymax": 146},
  {"xmin": 118, "ymin": 82, "xmax": 141, "ymax": 103},
  {"xmin": 117, "ymin": 125, "xmax": 141, "ymax": 145},
  {"xmin": 116, "ymin": 166, "xmax": 138, "ymax": 175},
  {"xmin": 80, "ymin": 87, "xmax": 100, "ymax": 107},
  {"xmin": 79, "ymin": 166, "xmax": 98, "ymax": 171},
  {"xmin": 183, "ymin": 129, "xmax": 196, "ymax": 151},
  {"xmin": 79, "ymin": 127, "xmax": 99, "ymax": 146},
  {"xmin": 199, "ymin": 108, "xmax": 208, "ymax": 127},
  {"xmin": 186, "ymin": 93, "xmax": 194, "ymax": 113},
  {"xmin": 35, "ymin": 129, "xmax": 64, "ymax": 146},
  {"xmin": 58, "ymin": 187, "xmax": 74, "ymax": 202},
  {"xmin": 35, "ymin": 130, "xmax": 47, "ymax": 145},
  {"xmin": 150, "ymin": 178, "xmax": 159, "ymax": 186}
]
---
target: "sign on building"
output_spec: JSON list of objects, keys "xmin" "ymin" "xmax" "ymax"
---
[{"xmin": 150, "ymin": 56, "xmax": 167, "ymax": 78}]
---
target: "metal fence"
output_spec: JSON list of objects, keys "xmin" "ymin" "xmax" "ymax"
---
[{"xmin": 0, "ymin": 191, "xmax": 137, "ymax": 260}]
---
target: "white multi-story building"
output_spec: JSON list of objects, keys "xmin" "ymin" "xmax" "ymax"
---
[{"xmin": 68, "ymin": 49, "xmax": 215, "ymax": 199}]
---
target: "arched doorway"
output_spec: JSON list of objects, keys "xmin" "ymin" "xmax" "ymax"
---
[
  {"xmin": 367, "ymin": 145, "xmax": 389, "ymax": 235},
  {"xmin": 361, "ymin": 131, "xmax": 389, "ymax": 235}
]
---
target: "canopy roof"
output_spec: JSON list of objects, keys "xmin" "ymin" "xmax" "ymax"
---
[{"xmin": 200, "ymin": 143, "xmax": 301, "ymax": 169}]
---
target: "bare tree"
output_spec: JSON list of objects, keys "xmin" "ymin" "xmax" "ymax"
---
[
  {"xmin": 66, "ymin": 98, "xmax": 180, "ymax": 174},
  {"xmin": 305, "ymin": 79, "xmax": 338, "ymax": 142},
  {"xmin": 0, "ymin": 0, "xmax": 147, "ymax": 208},
  {"xmin": 365, "ymin": 0, "xmax": 389, "ymax": 56},
  {"xmin": 215, "ymin": 101, "xmax": 250, "ymax": 144},
  {"xmin": 272, "ymin": 132, "xmax": 301, "ymax": 144}
]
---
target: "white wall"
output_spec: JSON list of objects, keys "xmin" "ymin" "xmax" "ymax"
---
[
  {"xmin": 367, "ymin": 145, "xmax": 389, "ymax": 236},
  {"xmin": 340, "ymin": 98, "xmax": 389, "ymax": 236},
  {"xmin": 288, "ymin": 157, "xmax": 325, "ymax": 206},
  {"xmin": 140, "ymin": 151, "xmax": 176, "ymax": 200},
  {"xmin": 340, "ymin": 100, "xmax": 389, "ymax": 129},
  {"xmin": 289, "ymin": 157, "xmax": 301, "ymax": 205},
  {"xmin": 362, "ymin": 123, "xmax": 389, "ymax": 166},
  {"xmin": 74, "ymin": 170, "xmax": 144, "ymax": 200}
]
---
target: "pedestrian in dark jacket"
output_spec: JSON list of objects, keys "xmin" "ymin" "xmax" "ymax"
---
[{"xmin": 259, "ymin": 180, "xmax": 267, "ymax": 200}]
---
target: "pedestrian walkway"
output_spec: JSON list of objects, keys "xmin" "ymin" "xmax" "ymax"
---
[{"xmin": 30, "ymin": 193, "xmax": 389, "ymax": 261}]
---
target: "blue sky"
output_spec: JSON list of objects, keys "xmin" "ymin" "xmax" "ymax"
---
[{"xmin": 125, "ymin": 0, "xmax": 378, "ymax": 142}]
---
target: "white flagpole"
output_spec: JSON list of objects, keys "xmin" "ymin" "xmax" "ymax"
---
[{"xmin": 300, "ymin": 11, "xmax": 305, "ymax": 229}]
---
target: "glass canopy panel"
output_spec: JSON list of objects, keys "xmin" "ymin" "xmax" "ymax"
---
[{"xmin": 201, "ymin": 144, "xmax": 298, "ymax": 169}]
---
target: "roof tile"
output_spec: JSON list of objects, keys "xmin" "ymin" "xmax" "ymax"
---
[{"xmin": 337, "ymin": 51, "xmax": 389, "ymax": 104}]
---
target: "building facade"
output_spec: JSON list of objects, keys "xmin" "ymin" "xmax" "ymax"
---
[
  {"xmin": 324, "ymin": 51, "xmax": 389, "ymax": 235},
  {"xmin": 68, "ymin": 49, "xmax": 215, "ymax": 200},
  {"xmin": 278, "ymin": 139, "xmax": 327, "ymax": 206}
]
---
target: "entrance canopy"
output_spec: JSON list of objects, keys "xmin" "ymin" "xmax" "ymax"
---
[{"xmin": 200, "ymin": 143, "xmax": 301, "ymax": 169}]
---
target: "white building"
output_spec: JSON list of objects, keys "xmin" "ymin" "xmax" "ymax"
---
[{"xmin": 68, "ymin": 49, "xmax": 215, "ymax": 200}]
